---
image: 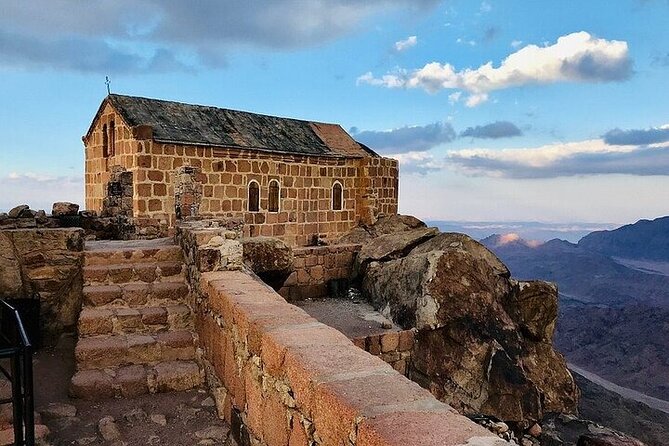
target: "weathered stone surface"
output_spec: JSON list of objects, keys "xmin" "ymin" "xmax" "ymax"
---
[
  {"xmin": 410, "ymin": 232, "xmax": 510, "ymax": 278},
  {"xmin": 52, "ymin": 202, "xmax": 80, "ymax": 217},
  {"xmin": 358, "ymin": 219, "xmax": 578, "ymax": 426},
  {"xmin": 355, "ymin": 227, "xmax": 439, "ymax": 275},
  {"xmin": 504, "ymin": 281, "xmax": 558, "ymax": 342},
  {"xmin": 0, "ymin": 228, "xmax": 84, "ymax": 341},
  {"xmin": 8, "ymin": 205, "xmax": 29, "ymax": 218},
  {"xmin": 241, "ymin": 236, "xmax": 294, "ymax": 274},
  {"xmin": 339, "ymin": 214, "xmax": 427, "ymax": 245},
  {"xmin": 541, "ymin": 413, "xmax": 646, "ymax": 446}
]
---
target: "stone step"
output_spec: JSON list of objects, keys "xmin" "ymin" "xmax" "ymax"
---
[
  {"xmin": 75, "ymin": 330, "xmax": 196, "ymax": 370},
  {"xmin": 70, "ymin": 360, "xmax": 202, "ymax": 400},
  {"xmin": 83, "ymin": 261, "xmax": 184, "ymax": 286},
  {"xmin": 79, "ymin": 304, "xmax": 192, "ymax": 337},
  {"xmin": 84, "ymin": 240, "xmax": 182, "ymax": 266},
  {"xmin": 83, "ymin": 282, "xmax": 189, "ymax": 308}
]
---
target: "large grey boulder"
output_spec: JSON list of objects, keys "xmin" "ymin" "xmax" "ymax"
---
[{"xmin": 356, "ymin": 218, "xmax": 578, "ymax": 427}]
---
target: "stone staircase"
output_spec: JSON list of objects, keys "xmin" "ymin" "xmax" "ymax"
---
[{"xmin": 70, "ymin": 238, "xmax": 202, "ymax": 400}]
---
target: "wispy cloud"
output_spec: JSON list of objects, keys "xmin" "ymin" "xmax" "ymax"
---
[
  {"xmin": 0, "ymin": 0, "xmax": 439, "ymax": 74},
  {"xmin": 0, "ymin": 173, "xmax": 84, "ymax": 212},
  {"xmin": 395, "ymin": 35, "xmax": 418, "ymax": 52},
  {"xmin": 446, "ymin": 139, "xmax": 669, "ymax": 178},
  {"xmin": 357, "ymin": 31, "xmax": 632, "ymax": 106},
  {"xmin": 394, "ymin": 151, "xmax": 444, "ymax": 175},
  {"xmin": 460, "ymin": 121, "xmax": 523, "ymax": 139},
  {"xmin": 350, "ymin": 122, "xmax": 456, "ymax": 153}
]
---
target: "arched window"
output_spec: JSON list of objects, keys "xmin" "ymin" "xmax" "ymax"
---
[
  {"xmin": 248, "ymin": 181, "xmax": 260, "ymax": 212},
  {"xmin": 268, "ymin": 180, "xmax": 280, "ymax": 212},
  {"xmin": 332, "ymin": 181, "xmax": 343, "ymax": 210},
  {"xmin": 109, "ymin": 120, "xmax": 116, "ymax": 157},
  {"xmin": 102, "ymin": 124, "xmax": 109, "ymax": 157}
]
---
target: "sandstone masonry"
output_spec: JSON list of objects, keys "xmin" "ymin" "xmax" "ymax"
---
[{"xmin": 83, "ymin": 95, "xmax": 399, "ymax": 247}]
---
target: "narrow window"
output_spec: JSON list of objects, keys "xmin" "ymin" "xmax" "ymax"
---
[
  {"xmin": 248, "ymin": 181, "xmax": 260, "ymax": 212},
  {"xmin": 109, "ymin": 120, "xmax": 116, "ymax": 157},
  {"xmin": 332, "ymin": 181, "xmax": 343, "ymax": 210},
  {"xmin": 102, "ymin": 124, "xmax": 109, "ymax": 157},
  {"xmin": 268, "ymin": 180, "xmax": 280, "ymax": 212}
]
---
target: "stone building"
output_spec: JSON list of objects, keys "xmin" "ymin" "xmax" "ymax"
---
[{"xmin": 83, "ymin": 94, "xmax": 399, "ymax": 246}]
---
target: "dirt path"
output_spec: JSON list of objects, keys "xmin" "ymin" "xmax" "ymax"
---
[{"xmin": 33, "ymin": 334, "xmax": 235, "ymax": 446}]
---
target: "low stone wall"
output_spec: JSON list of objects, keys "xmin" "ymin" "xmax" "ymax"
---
[
  {"xmin": 352, "ymin": 329, "xmax": 415, "ymax": 376},
  {"xmin": 278, "ymin": 244, "xmax": 360, "ymax": 300},
  {"xmin": 196, "ymin": 270, "xmax": 508, "ymax": 446},
  {"xmin": 0, "ymin": 228, "xmax": 84, "ymax": 342},
  {"xmin": 0, "ymin": 203, "xmax": 168, "ymax": 240}
]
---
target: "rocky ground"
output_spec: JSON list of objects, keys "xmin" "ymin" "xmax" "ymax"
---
[{"xmin": 11, "ymin": 334, "xmax": 235, "ymax": 446}]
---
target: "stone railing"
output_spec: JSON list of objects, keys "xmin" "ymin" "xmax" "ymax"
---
[{"xmin": 195, "ymin": 270, "xmax": 509, "ymax": 446}]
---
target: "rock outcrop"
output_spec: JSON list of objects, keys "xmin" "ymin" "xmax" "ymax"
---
[
  {"xmin": 240, "ymin": 236, "xmax": 294, "ymax": 290},
  {"xmin": 541, "ymin": 413, "xmax": 647, "ymax": 446},
  {"xmin": 347, "ymin": 216, "xmax": 579, "ymax": 428}
]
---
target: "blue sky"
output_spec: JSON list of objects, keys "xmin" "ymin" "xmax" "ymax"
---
[{"xmin": 1, "ymin": 0, "xmax": 668, "ymax": 223}]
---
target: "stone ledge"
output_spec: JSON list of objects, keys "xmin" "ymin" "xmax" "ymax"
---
[{"xmin": 198, "ymin": 270, "xmax": 510, "ymax": 446}]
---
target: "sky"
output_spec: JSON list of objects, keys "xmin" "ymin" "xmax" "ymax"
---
[{"xmin": 1, "ymin": 0, "xmax": 668, "ymax": 224}]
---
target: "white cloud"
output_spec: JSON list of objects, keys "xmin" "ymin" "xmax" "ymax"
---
[
  {"xmin": 511, "ymin": 39, "xmax": 523, "ymax": 48},
  {"xmin": 395, "ymin": 35, "xmax": 418, "ymax": 52},
  {"xmin": 357, "ymin": 31, "xmax": 632, "ymax": 106},
  {"xmin": 393, "ymin": 151, "xmax": 445, "ymax": 174},
  {"xmin": 0, "ymin": 173, "xmax": 84, "ymax": 212},
  {"xmin": 445, "ymin": 138, "xmax": 669, "ymax": 178},
  {"xmin": 448, "ymin": 91, "xmax": 462, "ymax": 104}
]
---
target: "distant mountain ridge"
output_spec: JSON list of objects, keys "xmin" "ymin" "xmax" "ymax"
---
[
  {"xmin": 481, "ymin": 232, "xmax": 669, "ymax": 308},
  {"xmin": 578, "ymin": 215, "xmax": 669, "ymax": 261}
]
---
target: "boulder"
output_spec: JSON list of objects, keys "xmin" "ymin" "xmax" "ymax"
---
[
  {"xmin": 241, "ymin": 237, "xmax": 293, "ymax": 274},
  {"xmin": 359, "ymin": 229, "xmax": 578, "ymax": 425},
  {"xmin": 7, "ymin": 205, "xmax": 29, "ymax": 218},
  {"xmin": 504, "ymin": 281, "xmax": 557, "ymax": 342},
  {"xmin": 410, "ymin": 232, "xmax": 510, "ymax": 278},
  {"xmin": 354, "ymin": 227, "xmax": 439, "ymax": 275},
  {"xmin": 541, "ymin": 413, "xmax": 646, "ymax": 446},
  {"xmin": 52, "ymin": 202, "xmax": 80, "ymax": 217},
  {"xmin": 338, "ymin": 214, "xmax": 426, "ymax": 245},
  {"xmin": 241, "ymin": 237, "xmax": 293, "ymax": 290}
]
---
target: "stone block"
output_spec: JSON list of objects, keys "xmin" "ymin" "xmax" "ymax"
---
[
  {"xmin": 380, "ymin": 332, "xmax": 399, "ymax": 353},
  {"xmin": 150, "ymin": 361, "xmax": 202, "ymax": 393},
  {"xmin": 70, "ymin": 370, "xmax": 114, "ymax": 400},
  {"xmin": 117, "ymin": 364, "xmax": 148, "ymax": 398}
]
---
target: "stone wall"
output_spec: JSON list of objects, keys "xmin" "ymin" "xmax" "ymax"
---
[
  {"xmin": 0, "ymin": 228, "xmax": 84, "ymax": 342},
  {"xmin": 352, "ymin": 329, "xmax": 415, "ymax": 377},
  {"xmin": 132, "ymin": 142, "xmax": 398, "ymax": 246},
  {"xmin": 84, "ymin": 103, "xmax": 139, "ymax": 212},
  {"xmin": 196, "ymin": 270, "xmax": 509, "ymax": 446},
  {"xmin": 278, "ymin": 244, "xmax": 360, "ymax": 301},
  {"xmin": 0, "ymin": 203, "xmax": 168, "ymax": 240}
]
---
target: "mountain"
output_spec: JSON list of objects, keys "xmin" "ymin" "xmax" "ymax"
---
[
  {"xmin": 578, "ymin": 215, "xmax": 669, "ymax": 261},
  {"xmin": 574, "ymin": 372, "xmax": 669, "ymax": 446},
  {"xmin": 559, "ymin": 305, "xmax": 669, "ymax": 400},
  {"xmin": 481, "ymin": 233, "xmax": 669, "ymax": 307}
]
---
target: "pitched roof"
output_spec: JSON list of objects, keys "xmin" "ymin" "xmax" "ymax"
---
[{"xmin": 89, "ymin": 94, "xmax": 376, "ymax": 158}]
